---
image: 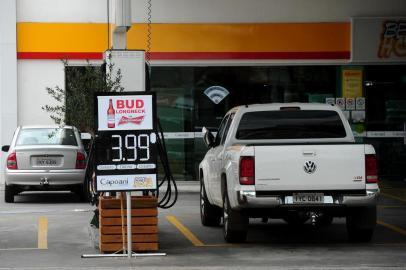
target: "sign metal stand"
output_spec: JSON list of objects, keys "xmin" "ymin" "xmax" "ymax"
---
[{"xmin": 82, "ymin": 92, "xmax": 166, "ymax": 259}]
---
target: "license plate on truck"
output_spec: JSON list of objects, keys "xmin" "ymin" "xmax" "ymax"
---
[{"xmin": 293, "ymin": 193, "xmax": 324, "ymax": 204}]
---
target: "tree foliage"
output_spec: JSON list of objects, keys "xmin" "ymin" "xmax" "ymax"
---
[{"xmin": 42, "ymin": 60, "xmax": 124, "ymax": 133}]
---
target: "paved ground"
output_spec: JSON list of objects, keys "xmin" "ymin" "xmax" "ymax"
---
[{"xmin": 0, "ymin": 180, "xmax": 405, "ymax": 269}]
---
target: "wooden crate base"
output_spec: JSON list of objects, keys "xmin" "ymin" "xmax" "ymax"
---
[{"xmin": 99, "ymin": 196, "xmax": 158, "ymax": 253}]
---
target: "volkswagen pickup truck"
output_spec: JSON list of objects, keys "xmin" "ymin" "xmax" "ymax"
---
[{"xmin": 199, "ymin": 103, "xmax": 379, "ymax": 243}]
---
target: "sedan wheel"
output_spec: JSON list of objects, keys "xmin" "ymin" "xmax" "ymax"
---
[{"xmin": 4, "ymin": 184, "xmax": 15, "ymax": 203}]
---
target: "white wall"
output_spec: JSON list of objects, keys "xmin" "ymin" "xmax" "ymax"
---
[
  {"xmin": 17, "ymin": 0, "xmax": 108, "ymax": 23},
  {"xmin": 132, "ymin": 0, "xmax": 406, "ymax": 23},
  {"xmin": 17, "ymin": 0, "xmax": 406, "ymax": 23},
  {"xmin": 17, "ymin": 61, "xmax": 65, "ymax": 126},
  {"xmin": 0, "ymin": 0, "xmax": 17, "ymax": 185}
]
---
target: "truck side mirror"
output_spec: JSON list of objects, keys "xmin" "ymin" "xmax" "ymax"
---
[
  {"xmin": 202, "ymin": 127, "xmax": 215, "ymax": 148},
  {"xmin": 1, "ymin": 145, "xmax": 10, "ymax": 152}
]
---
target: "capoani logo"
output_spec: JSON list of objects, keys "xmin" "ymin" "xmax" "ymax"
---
[
  {"xmin": 99, "ymin": 177, "xmax": 129, "ymax": 187},
  {"xmin": 378, "ymin": 20, "xmax": 406, "ymax": 58},
  {"xmin": 133, "ymin": 176, "xmax": 153, "ymax": 188}
]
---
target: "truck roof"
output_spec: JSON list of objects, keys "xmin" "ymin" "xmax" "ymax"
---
[
  {"xmin": 229, "ymin": 103, "xmax": 339, "ymax": 114},
  {"xmin": 224, "ymin": 102, "xmax": 355, "ymax": 144}
]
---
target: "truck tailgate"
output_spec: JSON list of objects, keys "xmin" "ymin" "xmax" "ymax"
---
[{"xmin": 254, "ymin": 144, "xmax": 366, "ymax": 191}]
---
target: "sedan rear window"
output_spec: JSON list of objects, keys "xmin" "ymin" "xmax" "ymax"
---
[
  {"xmin": 16, "ymin": 128, "xmax": 78, "ymax": 146},
  {"xmin": 236, "ymin": 110, "xmax": 347, "ymax": 140}
]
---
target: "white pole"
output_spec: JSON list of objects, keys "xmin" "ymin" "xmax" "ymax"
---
[{"xmin": 126, "ymin": 192, "xmax": 132, "ymax": 258}]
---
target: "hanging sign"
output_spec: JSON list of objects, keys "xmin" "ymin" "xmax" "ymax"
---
[
  {"xmin": 335, "ymin": 98, "xmax": 346, "ymax": 110},
  {"xmin": 94, "ymin": 92, "xmax": 157, "ymax": 191},
  {"xmin": 342, "ymin": 68, "xmax": 363, "ymax": 98},
  {"xmin": 346, "ymin": 98, "xmax": 356, "ymax": 110},
  {"xmin": 356, "ymin": 97, "xmax": 366, "ymax": 110}
]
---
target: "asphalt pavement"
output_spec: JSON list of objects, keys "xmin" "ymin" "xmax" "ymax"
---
[{"xmin": 0, "ymin": 180, "xmax": 405, "ymax": 269}]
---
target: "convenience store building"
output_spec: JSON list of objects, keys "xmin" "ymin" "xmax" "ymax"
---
[{"xmin": 1, "ymin": 0, "xmax": 406, "ymax": 181}]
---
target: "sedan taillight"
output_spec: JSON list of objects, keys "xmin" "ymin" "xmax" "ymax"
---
[
  {"xmin": 239, "ymin": 156, "xmax": 255, "ymax": 185},
  {"xmin": 76, "ymin": 152, "xmax": 86, "ymax": 169},
  {"xmin": 7, "ymin": 152, "xmax": 18, "ymax": 170}
]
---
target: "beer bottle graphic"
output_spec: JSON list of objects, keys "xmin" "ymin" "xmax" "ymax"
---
[{"xmin": 107, "ymin": 99, "xmax": 115, "ymax": 128}]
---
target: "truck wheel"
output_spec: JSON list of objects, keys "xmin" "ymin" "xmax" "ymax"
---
[
  {"xmin": 223, "ymin": 188, "xmax": 248, "ymax": 243},
  {"xmin": 200, "ymin": 179, "xmax": 221, "ymax": 226},
  {"xmin": 4, "ymin": 184, "xmax": 15, "ymax": 203},
  {"xmin": 346, "ymin": 206, "xmax": 376, "ymax": 242}
]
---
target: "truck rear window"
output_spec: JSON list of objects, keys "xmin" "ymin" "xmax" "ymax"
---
[{"xmin": 236, "ymin": 110, "xmax": 347, "ymax": 140}]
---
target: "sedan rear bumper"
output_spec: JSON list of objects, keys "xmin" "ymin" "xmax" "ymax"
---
[{"xmin": 5, "ymin": 169, "xmax": 85, "ymax": 186}]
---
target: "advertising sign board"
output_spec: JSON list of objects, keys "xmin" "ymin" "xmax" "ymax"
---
[
  {"xmin": 352, "ymin": 17, "xmax": 406, "ymax": 63},
  {"xmin": 94, "ymin": 92, "xmax": 157, "ymax": 192}
]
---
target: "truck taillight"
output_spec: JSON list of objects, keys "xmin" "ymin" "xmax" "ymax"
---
[
  {"xmin": 365, "ymin": 154, "xmax": 378, "ymax": 183},
  {"xmin": 76, "ymin": 152, "xmax": 86, "ymax": 169},
  {"xmin": 240, "ymin": 157, "xmax": 255, "ymax": 185},
  {"xmin": 7, "ymin": 152, "xmax": 18, "ymax": 170}
]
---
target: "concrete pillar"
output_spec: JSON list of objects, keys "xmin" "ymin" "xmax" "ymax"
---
[
  {"xmin": 112, "ymin": 0, "xmax": 131, "ymax": 50},
  {"xmin": 0, "ymin": 0, "xmax": 17, "ymax": 185}
]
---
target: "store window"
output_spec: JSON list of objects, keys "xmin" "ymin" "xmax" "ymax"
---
[
  {"xmin": 363, "ymin": 65, "xmax": 406, "ymax": 179},
  {"xmin": 151, "ymin": 66, "xmax": 338, "ymax": 180}
]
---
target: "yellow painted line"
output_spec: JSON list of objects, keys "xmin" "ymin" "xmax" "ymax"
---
[
  {"xmin": 203, "ymin": 244, "xmax": 236, "ymax": 247},
  {"xmin": 373, "ymin": 243, "xmax": 406, "ymax": 246},
  {"xmin": 166, "ymin": 215, "xmax": 237, "ymax": 248},
  {"xmin": 377, "ymin": 220, "xmax": 406, "ymax": 237},
  {"xmin": 378, "ymin": 205, "xmax": 406, "ymax": 209},
  {"xmin": 381, "ymin": 192, "xmax": 406, "ymax": 203},
  {"xmin": 37, "ymin": 217, "xmax": 48, "ymax": 249},
  {"xmin": 166, "ymin": 215, "xmax": 204, "ymax": 247},
  {"xmin": 0, "ymin": 248, "xmax": 40, "ymax": 251}
]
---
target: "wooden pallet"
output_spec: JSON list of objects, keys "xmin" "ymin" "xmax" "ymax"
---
[{"xmin": 99, "ymin": 196, "xmax": 158, "ymax": 253}]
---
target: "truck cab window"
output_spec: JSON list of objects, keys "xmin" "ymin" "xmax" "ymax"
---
[
  {"xmin": 215, "ymin": 115, "xmax": 230, "ymax": 146},
  {"xmin": 221, "ymin": 113, "xmax": 235, "ymax": 145}
]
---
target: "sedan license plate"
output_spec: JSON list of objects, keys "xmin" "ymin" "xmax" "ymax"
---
[
  {"xmin": 293, "ymin": 193, "xmax": 324, "ymax": 204},
  {"xmin": 37, "ymin": 158, "xmax": 57, "ymax": 166}
]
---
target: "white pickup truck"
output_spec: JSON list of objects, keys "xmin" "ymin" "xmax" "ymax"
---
[{"xmin": 199, "ymin": 103, "xmax": 379, "ymax": 243}]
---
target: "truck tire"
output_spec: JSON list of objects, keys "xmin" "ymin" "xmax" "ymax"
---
[
  {"xmin": 223, "ymin": 188, "xmax": 248, "ymax": 243},
  {"xmin": 200, "ymin": 179, "xmax": 221, "ymax": 226},
  {"xmin": 5, "ymin": 184, "xmax": 15, "ymax": 203},
  {"xmin": 346, "ymin": 206, "xmax": 376, "ymax": 242}
]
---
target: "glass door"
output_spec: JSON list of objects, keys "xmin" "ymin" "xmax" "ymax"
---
[{"xmin": 364, "ymin": 65, "xmax": 406, "ymax": 180}]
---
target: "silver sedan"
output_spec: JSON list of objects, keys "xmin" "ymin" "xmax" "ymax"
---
[{"xmin": 1, "ymin": 126, "xmax": 87, "ymax": 203}]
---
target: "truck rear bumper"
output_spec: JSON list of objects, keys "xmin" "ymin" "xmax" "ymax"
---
[{"xmin": 236, "ymin": 189, "xmax": 379, "ymax": 209}]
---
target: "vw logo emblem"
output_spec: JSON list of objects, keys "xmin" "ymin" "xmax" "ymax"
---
[{"xmin": 304, "ymin": 161, "xmax": 317, "ymax": 174}]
